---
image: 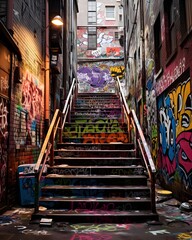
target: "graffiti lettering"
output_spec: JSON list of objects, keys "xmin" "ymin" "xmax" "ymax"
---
[
  {"xmin": 156, "ymin": 58, "xmax": 186, "ymax": 95},
  {"xmin": 82, "ymin": 133, "xmax": 128, "ymax": 143},
  {"xmin": 0, "ymin": 97, "xmax": 8, "ymax": 202},
  {"xmin": 158, "ymin": 78, "xmax": 192, "ymax": 188}
]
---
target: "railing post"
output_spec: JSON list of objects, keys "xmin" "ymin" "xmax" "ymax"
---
[
  {"xmin": 151, "ymin": 172, "xmax": 156, "ymax": 213},
  {"xmin": 59, "ymin": 112, "xmax": 62, "ymax": 143},
  {"xmin": 34, "ymin": 171, "xmax": 40, "ymax": 213},
  {"xmin": 50, "ymin": 131, "xmax": 54, "ymax": 166}
]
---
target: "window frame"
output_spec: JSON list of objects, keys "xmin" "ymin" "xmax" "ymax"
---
[
  {"xmin": 87, "ymin": 26, "xmax": 97, "ymax": 50},
  {"xmin": 179, "ymin": 0, "xmax": 192, "ymax": 41},
  {"xmin": 105, "ymin": 6, "xmax": 115, "ymax": 20},
  {"xmin": 154, "ymin": 13, "xmax": 162, "ymax": 74},
  {"xmin": 88, "ymin": 0, "xmax": 97, "ymax": 25},
  {"xmin": 164, "ymin": 0, "xmax": 177, "ymax": 59}
]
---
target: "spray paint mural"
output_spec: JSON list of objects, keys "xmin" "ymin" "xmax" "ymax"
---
[
  {"xmin": 77, "ymin": 0, "xmax": 123, "ymax": 59},
  {"xmin": 0, "ymin": 97, "xmax": 8, "ymax": 206},
  {"xmin": 77, "ymin": 28, "xmax": 123, "ymax": 59},
  {"xmin": 157, "ymin": 78, "xmax": 192, "ymax": 189},
  {"xmin": 14, "ymin": 70, "xmax": 44, "ymax": 149},
  {"xmin": 77, "ymin": 62, "xmax": 125, "ymax": 93}
]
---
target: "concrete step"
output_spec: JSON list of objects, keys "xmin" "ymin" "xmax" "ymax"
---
[
  {"xmin": 32, "ymin": 209, "xmax": 159, "ymax": 223},
  {"xmin": 53, "ymin": 157, "xmax": 142, "ymax": 166}
]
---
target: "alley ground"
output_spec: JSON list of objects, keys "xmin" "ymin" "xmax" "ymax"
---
[{"xmin": 0, "ymin": 192, "xmax": 192, "ymax": 240}]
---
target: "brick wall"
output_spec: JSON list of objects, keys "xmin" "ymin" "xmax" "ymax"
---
[{"xmin": 7, "ymin": 0, "xmax": 45, "ymax": 205}]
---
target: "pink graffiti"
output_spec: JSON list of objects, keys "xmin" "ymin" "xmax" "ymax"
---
[
  {"xmin": 21, "ymin": 72, "xmax": 43, "ymax": 121},
  {"xmin": 158, "ymin": 147, "xmax": 177, "ymax": 177},
  {"xmin": 71, "ymin": 233, "xmax": 112, "ymax": 240},
  {"xmin": 176, "ymin": 131, "xmax": 192, "ymax": 175}
]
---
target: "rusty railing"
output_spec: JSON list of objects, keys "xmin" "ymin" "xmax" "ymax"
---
[
  {"xmin": 34, "ymin": 78, "xmax": 77, "ymax": 213},
  {"xmin": 116, "ymin": 77, "xmax": 156, "ymax": 213}
]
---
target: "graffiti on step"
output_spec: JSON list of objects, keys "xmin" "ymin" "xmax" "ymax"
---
[
  {"xmin": 50, "ymin": 167, "xmax": 142, "ymax": 176},
  {"xmin": 70, "ymin": 202, "xmax": 136, "ymax": 212},
  {"xmin": 70, "ymin": 233, "xmax": 112, "ymax": 240},
  {"xmin": 71, "ymin": 224, "xmax": 117, "ymax": 233},
  {"xmin": 0, "ymin": 97, "xmax": 8, "ymax": 202},
  {"xmin": 92, "ymin": 159, "xmax": 136, "ymax": 166},
  {"xmin": 111, "ymin": 168, "xmax": 144, "ymax": 175},
  {"xmin": 71, "ymin": 202, "xmax": 116, "ymax": 211},
  {"xmin": 51, "ymin": 168, "xmax": 90, "ymax": 176},
  {"xmin": 74, "ymin": 109, "xmax": 121, "ymax": 119},
  {"xmin": 76, "ymin": 99, "xmax": 120, "ymax": 109},
  {"xmin": 64, "ymin": 119, "xmax": 126, "ymax": 138},
  {"xmin": 82, "ymin": 133, "xmax": 128, "ymax": 143}
]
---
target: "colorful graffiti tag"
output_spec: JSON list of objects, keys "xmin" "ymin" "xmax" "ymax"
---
[
  {"xmin": 14, "ymin": 70, "xmax": 43, "ymax": 147},
  {"xmin": 157, "ymin": 78, "xmax": 192, "ymax": 189},
  {"xmin": 77, "ymin": 27, "xmax": 124, "ymax": 59},
  {"xmin": 77, "ymin": 63, "xmax": 125, "ymax": 93},
  {"xmin": 0, "ymin": 97, "xmax": 8, "ymax": 204}
]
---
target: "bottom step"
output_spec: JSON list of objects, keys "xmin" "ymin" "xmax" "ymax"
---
[{"xmin": 31, "ymin": 209, "xmax": 158, "ymax": 223}]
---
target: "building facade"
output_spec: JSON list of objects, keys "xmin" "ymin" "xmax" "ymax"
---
[
  {"xmin": 77, "ymin": 0, "xmax": 126, "ymax": 94},
  {"xmin": 124, "ymin": 0, "xmax": 192, "ymax": 201},
  {"xmin": 0, "ymin": 0, "xmax": 78, "ymax": 211}
]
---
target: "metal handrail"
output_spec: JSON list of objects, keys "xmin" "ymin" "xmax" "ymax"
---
[
  {"xmin": 34, "ymin": 77, "xmax": 77, "ymax": 213},
  {"xmin": 116, "ymin": 77, "xmax": 156, "ymax": 213}
]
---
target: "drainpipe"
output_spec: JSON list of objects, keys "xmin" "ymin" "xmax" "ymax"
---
[
  {"xmin": 44, "ymin": 0, "xmax": 50, "ymax": 132},
  {"xmin": 140, "ymin": 0, "xmax": 147, "ymax": 134},
  {"xmin": 70, "ymin": 0, "xmax": 74, "ymax": 84}
]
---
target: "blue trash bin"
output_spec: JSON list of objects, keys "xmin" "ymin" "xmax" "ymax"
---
[{"xmin": 18, "ymin": 164, "xmax": 47, "ymax": 206}]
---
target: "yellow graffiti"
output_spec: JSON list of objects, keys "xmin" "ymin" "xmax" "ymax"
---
[
  {"xmin": 151, "ymin": 137, "xmax": 158, "ymax": 166},
  {"xmin": 177, "ymin": 232, "xmax": 192, "ymax": 240},
  {"xmin": 168, "ymin": 79, "xmax": 192, "ymax": 136},
  {"xmin": 110, "ymin": 66, "xmax": 125, "ymax": 79}
]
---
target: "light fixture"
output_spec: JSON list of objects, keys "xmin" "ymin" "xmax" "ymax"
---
[{"xmin": 51, "ymin": 15, "xmax": 63, "ymax": 26}]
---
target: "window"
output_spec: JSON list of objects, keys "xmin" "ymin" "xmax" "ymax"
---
[
  {"xmin": 154, "ymin": 14, "xmax": 162, "ymax": 73},
  {"xmin": 88, "ymin": 26, "xmax": 97, "ymax": 49},
  {"xmin": 115, "ymin": 32, "xmax": 119, "ymax": 41},
  {"xmin": 119, "ymin": 14, "xmax": 123, "ymax": 22},
  {"xmin": 164, "ymin": 0, "xmax": 176, "ymax": 58},
  {"xmin": 88, "ymin": 0, "xmax": 97, "ymax": 24},
  {"xmin": 0, "ymin": 0, "xmax": 7, "ymax": 23},
  {"xmin": 106, "ymin": 6, "xmax": 115, "ymax": 19},
  {"xmin": 179, "ymin": 0, "xmax": 192, "ymax": 37}
]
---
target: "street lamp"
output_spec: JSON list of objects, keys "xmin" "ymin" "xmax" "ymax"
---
[
  {"xmin": 51, "ymin": 15, "xmax": 63, "ymax": 26},
  {"xmin": 44, "ymin": 14, "xmax": 63, "ymax": 133}
]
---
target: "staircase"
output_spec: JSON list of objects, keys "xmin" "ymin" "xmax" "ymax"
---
[{"xmin": 32, "ymin": 91, "xmax": 158, "ymax": 223}]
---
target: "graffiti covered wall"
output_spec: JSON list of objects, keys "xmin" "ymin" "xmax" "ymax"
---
[
  {"xmin": 14, "ymin": 70, "xmax": 44, "ymax": 161},
  {"xmin": 77, "ymin": 61, "xmax": 125, "ymax": 93},
  {"xmin": 157, "ymin": 77, "xmax": 192, "ymax": 196},
  {"xmin": 77, "ymin": 28, "xmax": 124, "ymax": 59}
]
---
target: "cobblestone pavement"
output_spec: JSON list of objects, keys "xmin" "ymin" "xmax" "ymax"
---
[{"xmin": 0, "ymin": 198, "xmax": 192, "ymax": 240}]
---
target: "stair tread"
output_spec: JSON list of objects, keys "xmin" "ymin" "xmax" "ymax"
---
[
  {"xmin": 39, "ymin": 196, "xmax": 151, "ymax": 202},
  {"xmin": 42, "ymin": 185, "xmax": 149, "ymax": 190},
  {"xmin": 55, "ymin": 149, "xmax": 135, "ymax": 152},
  {"xmin": 54, "ymin": 157, "xmax": 140, "ymax": 160},
  {"xmin": 46, "ymin": 174, "xmax": 147, "ymax": 178},
  {"xmin": 57, "ymin": 143, "xmax": 133, "ymax": 146},
  {"xmin": 64, "ymin": 122, "xmax": 124, "ymax": 124},
  {"xmin": 34, "ymin": 209, "xmax": 157, "ymax": 216},
  {"xmin": 49, "ymin": 165, "xmax": 144, "ymax": 169}
]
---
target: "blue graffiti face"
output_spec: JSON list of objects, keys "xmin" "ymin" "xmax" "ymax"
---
[{"xmin": 159, "ymin": 95, "xmax": 176, "ymax": 162}]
